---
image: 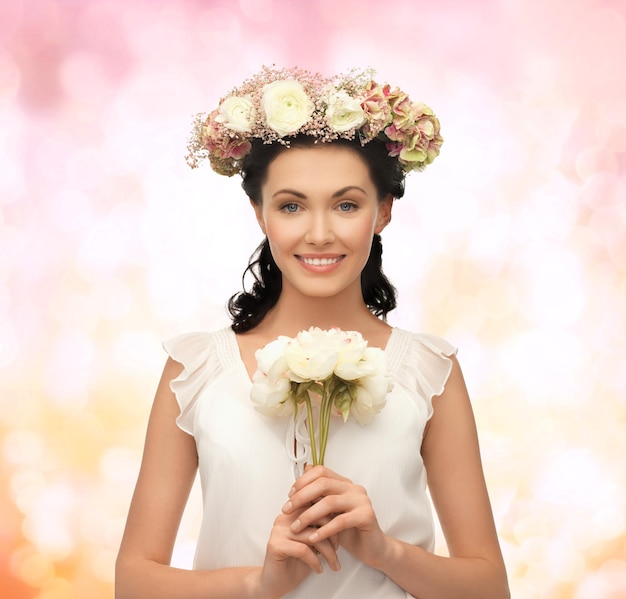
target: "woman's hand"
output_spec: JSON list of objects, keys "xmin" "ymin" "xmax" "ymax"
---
[
  {"xmin": 282, "ymin": 465, "xmax": 390, "ymax": 569},
  {"xmin": 258, "ymin": 503, "xmax": 341, "ymax": 598}
]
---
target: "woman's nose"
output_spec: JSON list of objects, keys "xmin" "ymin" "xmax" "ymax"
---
[{"xmin": 303, "ymin": 212, "xmax": 335, "ymax": 245}]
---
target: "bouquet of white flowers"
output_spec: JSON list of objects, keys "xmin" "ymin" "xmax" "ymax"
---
[{"xmin": 250, "ymin": 327, "xmax": 393, "ymax": 465}]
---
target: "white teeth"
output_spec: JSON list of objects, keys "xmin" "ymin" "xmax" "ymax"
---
[{"xmin": 301, "ymin": 256, "xmax": 341, "ymax": 266}]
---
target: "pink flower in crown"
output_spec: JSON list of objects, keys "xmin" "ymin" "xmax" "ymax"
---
[
  {"xmin": 221, "ymin": 139, "xmax": 252, "ymax": 160},
  {"xmin": 397, "ymin": 131, "xmax": 428, "ymax": 166},
  {"xmin": 199, "ymin": 110, "xmax": 223, "ymax": 150},
  {"xmin": 412, "ymin": 104, "xmax": 444, "ymax": 168},
  {"xmin": 387, "ymin": 88, "xmax": 415, "ymax": 132},
  {"xmin": 426, "ymin": 134, "xmax": 444, "ymax": 164},
  {"xmin": 360, "ymin": 82, "xmax": 392, "ymax": 139},
  {"xmin": 385, "ymin": 140, "xmax": 403, "ymax": 158},
  {"xmin": 200, "ymin": 110, "xmax": 252, "ymax": 175},
  {"xmin": 413, "ymin": 103, "xmax": 439, "ymax": 138},
  {"xmin": 383, "ymin": 122, "xmax": 408, "ymax": 143}
]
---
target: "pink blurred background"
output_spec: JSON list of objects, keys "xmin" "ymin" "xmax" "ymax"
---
[{"xmin": 1, "ymin": 1, "xmax": 625, "ymax": 597}]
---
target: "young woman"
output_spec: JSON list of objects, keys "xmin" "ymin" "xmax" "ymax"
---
[{"xmin": 115, "ymin": 67, "xmax": 510, "ymax": 599}]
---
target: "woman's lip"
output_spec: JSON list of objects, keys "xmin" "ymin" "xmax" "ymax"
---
[
  {"xmin": 296, "ymin": 255, "xmax": 345, "ymax": 272},
  {"xmin": 296, "ymin": 255, "xmax": 344, "ymax": 265}
]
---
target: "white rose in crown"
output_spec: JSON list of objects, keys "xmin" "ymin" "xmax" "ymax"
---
[
  {"xmin": 261, "ymin": 79, "xmax": 315, "ymax": 137},
  {"xmin": 325, "ymin": 89, "xmax": 366, "ymax": 132},
  {"xmin": 215, "ymin": 95, "xmax": 255, "ymax": 132},
  {"xmin": 250, "ymin": 327, "xmax": 393, "ymax": 464}
]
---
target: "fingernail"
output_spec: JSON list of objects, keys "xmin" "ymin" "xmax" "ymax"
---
[
  {"xmin": 288, "ymin": 486, "xmax": 295, "ymax": 497},
  {"xmin": 309, "ymin": 532, "xmax": 319, "ymax": 542},
  {"xmin": 290, "ymin": 519, "xmax": 301, "ymax": 532},
  {"xmin": 334, "ymin": 558, "xmax": 341, "ymax": 572},
  {"xmin": 282, "ymin": 500, "xmax": 293, "ymax": 513}
]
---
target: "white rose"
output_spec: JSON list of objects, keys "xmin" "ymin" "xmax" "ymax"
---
[
  {"xmin": 285, "ymin": 327, "xmax": 345, "ymax": 382},
  {"xmin": 215, "ymin": 95, "xmax": 255, "ymax": 132},
  {"xmin": 261, "ymin": 79, "xmax": 314, "ymax": 137},
  {"xmin": 348, "ymin": 348, "xmax": 392, "ymax": 424},
  {"xmin": 335, "ymin": 359, "xmax": 374, "ymax": 381},
  {"xmin": 325, "ymin": 90, "xmax": 366, "ymax": 132},
  {"xmin": 255, "ymin": 335, "xmax": 290, "ymax": 373},
  {"xmin": 250, "ymin": 336, "xmax": 293, "ymax": 416},
  {"xmin": 250, "ymin": 365, "xmax": 292, "ymax": 416},
  {"xmin": 333, "ymin": 331, "xmax": 370, "ymax": 380}
]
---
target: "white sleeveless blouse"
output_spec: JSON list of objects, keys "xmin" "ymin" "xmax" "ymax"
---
[{"xmin": 164, "ymin": 327, "xmax": 456, "ymax": 598}]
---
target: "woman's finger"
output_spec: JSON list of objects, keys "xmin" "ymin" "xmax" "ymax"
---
[
  {"xmin": 272, "ymin": 508, "xmax": 340, "ymax": 571},
  {"xmin": 289, "ymin": 525, "xmax": 339, "ymax": 572},
  {"xmin": 313, "ymin": 537, "xmax": 341, "ymax": 572},
  {"xmin": 310, "ymin": 514, "xmax": 339, "ymax": 550},
  {"xmin": 293, "ymin": 465, "xmax": 349, "ymax": 491},
  {"xmin": 284, "ymin": 476, "xmax": 350, "ymax": 514},
  {"xmin": 291, "ymin": 487, "xmax": 369, "ymax": 529},
  {"xmin": 267, "ymin": 534, "xmax": 324, "ymax": 574}
]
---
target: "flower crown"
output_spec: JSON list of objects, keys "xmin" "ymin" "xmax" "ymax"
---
[{"xmin": 186, "ymin": 66, "xmax": 443, "ymax": 177}]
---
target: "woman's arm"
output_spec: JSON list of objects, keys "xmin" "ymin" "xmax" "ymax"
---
[
  {"xmin": 375, "ymin": 355, "xmax": 509, "ymax": 598},
  {"xmin": 285, "ymin": 356, "xmax": 509, "ymax": 599},
  {"xmin": 115, "ymin": 357, "xmax": 257, "ymax": 598},
  {"xmin": 115, "ymin": 358, "xmax": 338, "ymax": 599}
]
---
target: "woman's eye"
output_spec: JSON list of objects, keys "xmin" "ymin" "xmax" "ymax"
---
[
  {"xmin": 338, "ymin": 202, "xmax": 356, "ymax": 212},
  {"xmin": 281, "ymin": 202, "xmax": 299, "ymax": 213}
]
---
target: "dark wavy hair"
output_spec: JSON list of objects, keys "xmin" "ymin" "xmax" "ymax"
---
[{"xmin": 228, "ymin": 136, "xmax": 405, "ymax": 333}]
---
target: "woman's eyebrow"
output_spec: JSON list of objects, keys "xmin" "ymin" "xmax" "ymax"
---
[
  {"xmin": 272, "ymin": 185, "xmax": 367, "ymax": 199},
  {"xmin": 272, "ymin": 188, "xmax": 307, "ymax": 199},
  {"xmin": 332, "ymin": 185, "xmax": 367, "ymax": 197}
]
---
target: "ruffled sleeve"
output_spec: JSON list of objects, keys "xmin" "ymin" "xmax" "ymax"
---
[
  {"xmin": 390, "ymin": 330, "xmax": 458, "ymax": 421},
  {"xmin": 162, "ymin": 332, "xmax": 223, "ymax": 435}
]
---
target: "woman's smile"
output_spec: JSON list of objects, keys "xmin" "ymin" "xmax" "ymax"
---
[{"xmin": 296, "ymin": 254, "xmax": 346, "ymax": 272}]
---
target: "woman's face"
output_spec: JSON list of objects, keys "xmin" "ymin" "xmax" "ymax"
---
[{"xmin": 253, "ymin": 144, "xmax": 392, "ymax": 302}]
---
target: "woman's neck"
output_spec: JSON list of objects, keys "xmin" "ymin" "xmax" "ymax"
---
[{"xmin": 253, "ymin": 287, "xmax": 389, "ymax": 340}]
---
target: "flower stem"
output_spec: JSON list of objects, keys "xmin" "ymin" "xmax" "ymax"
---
[
  {"xmin": 305, "ymin": 394, "xmax": 318, "ymax": 465},
  {"xmin": 318, "ymin": 385, "xmax": 333, "ymax": 465}
]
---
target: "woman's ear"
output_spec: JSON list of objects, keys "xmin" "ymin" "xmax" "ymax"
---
[
  {"xmin": 374, "ymin": 194, "xmax": 393, "ymax": 234},
  {"xmin": 250, "ymin": 198, "xmax": 267, "ymax": 235}
]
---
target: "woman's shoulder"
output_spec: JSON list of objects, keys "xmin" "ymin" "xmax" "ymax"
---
[
  {"xmin": 388, "ymin": 327, "xmax": 457, "ymax": 365},
  {"xmin": 162, "ymin": 326, "xmax": 241, "ymax": 388},
  {"xmin": 161, "ymin": 326, "xmax": 238, "ymax": 435},
  {"xmin": 164, "ymin": 325, "xmax": 233, "ymax": 348},
  {"xmin": 387, "ymin": 327, "xmax": 458, "ymax": 411},
  {"xmin": 163, "ymin": 326, "xmax": 238, "ymax": 362}
]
